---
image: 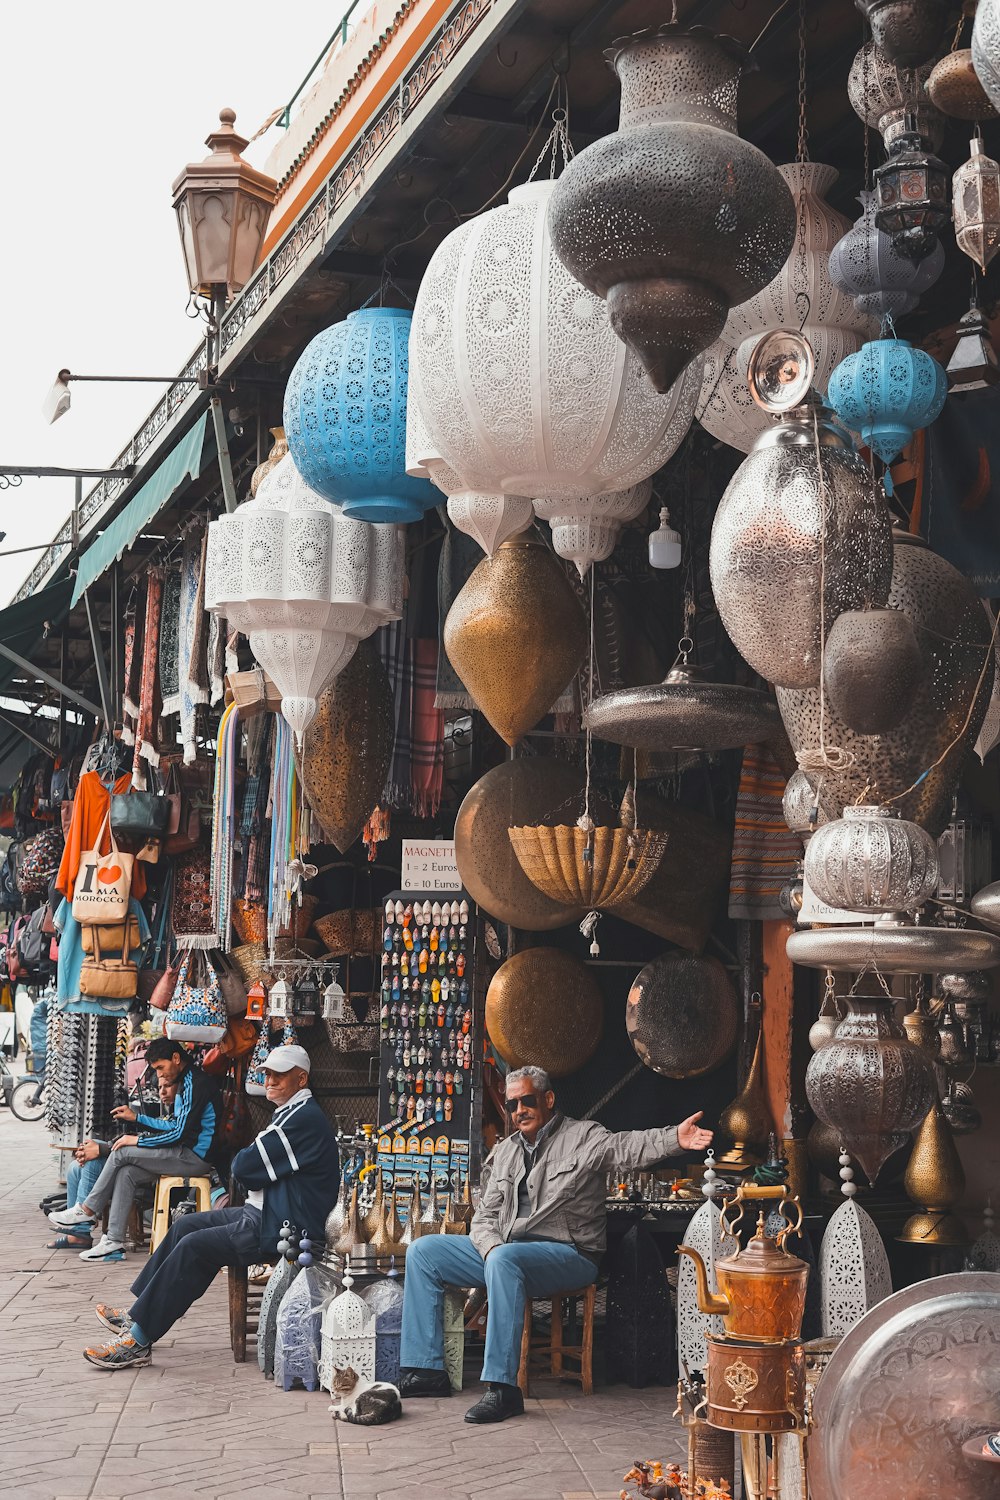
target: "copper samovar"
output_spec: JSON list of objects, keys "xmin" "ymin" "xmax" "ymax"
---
[{"xmin": 677, "ymin": 1184, "xmax": 808, "ymax": 1434}]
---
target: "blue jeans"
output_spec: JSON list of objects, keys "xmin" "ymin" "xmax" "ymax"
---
[
  {"xmin": 66, "ymin": 1157, "xmax": 103, "ymax": 1211},
  {"xmin": 400, "ymin": 1236, "xmax": 598, "ymax": 1387}
]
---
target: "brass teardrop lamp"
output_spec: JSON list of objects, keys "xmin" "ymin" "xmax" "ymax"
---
[
  {"xmin": 898, "ymin": 1100, "xmax": 970, "ymax": 1247},
  {"xmin": 716, "ymin": 1029, "xmax": 773, "ymax": 1169}
]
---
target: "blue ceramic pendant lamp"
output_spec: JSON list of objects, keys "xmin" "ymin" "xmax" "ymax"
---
[{"xmin": 826, "ymin": 337, "xmax": 948, "ymax": 464}]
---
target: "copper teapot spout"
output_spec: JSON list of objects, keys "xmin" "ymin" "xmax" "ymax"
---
[{"xmin": 676, "ymin": 1244, "xmax": 730, "ymax": 1317}]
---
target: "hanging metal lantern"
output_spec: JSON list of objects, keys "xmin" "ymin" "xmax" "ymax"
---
[
  {"xmin": 875, "ymin": 120, "xmax": 951, "ymax": 262},
  {"xmin": 709, "ymin": 357, "xmax": 894, "ymax": 690},
  {"xmin": 953, "ymin": 137, "xmax": 1000, "ymax": 271},
  {"xmin": 547, "ymin": 24, "xmax": 796, "ymax": 393},
  {"xmin": 829, "ymin": 190, "xmax": 945, "ymax": 322},
  {"xmin": 972, "ymin": 0, "xmax": 1000, "ymax": 113},
  {"xmin": 928, "ymin": 48, "xmax": 999, "ymax": 118},
  {"xmin": 625, "ymin": 954, "xmax": 738, "ymax": 1079},
  {"xmin": 947, "ymin": 302, "xmax": 1000, "ymax": 389},
  {"xmin": 787, "ymin": 914, "xmax": 1000, "ymax": 972},
  {"xmin": 507, "ymin": 822, "xmax": 667, "ymax": 909},
  {"xmin": 805, "ymin": 982, "xmax": 936, "ymax": 1183},
  {"xmin": 804, "ymin": 805, "xmax": 939, "ymax": 913},
  {"xmin": 283, "ymin": 308, "xmax": 437, "ymax": 524},
  {"xmin": 777, "ymin": 530, "xmax": 995, "ymax": 834},
  {"xmin": 827, "ymin": 338, "xmax": 948, "ymax": 465},
  {"xmin": 583, "ymin": 655, "xmax": 782, "ymax": 754},
  {"xmin": 783, "ymin": 771, "xmax": 824, "ymax": 839},
  {"xmin": 822, "ymin": 606, "xmax": 924, "ymax": 735},
  {"xmin": 205, "ymin": 455, "xmax": 403, "ymax": 743},
  {"xmin": 410, "ymin": 176, "xmax": 701, "ymax": 530},
  {"xmin": 855, "ymin": 1, "xmax": 961, "ymax": 69},
  {"xmin": 485, "ymin": 948, "xmax": 603, "ymax": 1077},
  {"xmin": 898, "ymin": 1100, "xmax": 969, "ymax": 1246},
  {"xmin": 847, "ymin": 41, "xmax": 946, "ymax": 149},
  {"xmin": 443, "ymin": 534, "xmax": 587, "ymax": 746},
  {"xmin": 531, "ymin": 481, "xmax": 652, "ymax": 577},
  {"xmin": 296, "ymin": 638, "xmax": 394, "ymax": 853}
]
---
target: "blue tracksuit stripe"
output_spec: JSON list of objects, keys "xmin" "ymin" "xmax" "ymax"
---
[{"xmin": 136, "ymin": 1071, "xmax": 191, "ymax": 1148}]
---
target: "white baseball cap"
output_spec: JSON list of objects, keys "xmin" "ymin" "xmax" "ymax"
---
[{"xmin": 262, "ymin": 1044, "xmax": 311, "ymax": 1074}]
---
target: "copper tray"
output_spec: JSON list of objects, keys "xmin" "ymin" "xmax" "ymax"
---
[{"xmin": 808, "ymin": 1273, "xmax": 1000, "ymax": 1500}]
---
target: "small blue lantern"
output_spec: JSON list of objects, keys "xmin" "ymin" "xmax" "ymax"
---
[
  {"xmin": 826, "ymin": 337, "xmax": 948, "ymax": 464},
  {"xmin": 284, "ymin": 307, "xmax": 437, "ymax": 523}
]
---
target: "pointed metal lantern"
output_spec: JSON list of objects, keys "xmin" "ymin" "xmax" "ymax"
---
[
  {"xmin": 819, "ymin": 1198, "xmax": 893, "ymax": 1337},
  {"xmin": 257, "ymin": 1255, "xmax": 298, "ymax": 1378}
]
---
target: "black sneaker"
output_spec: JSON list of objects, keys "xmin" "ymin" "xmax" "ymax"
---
[
  {"xmin": 398, "ymin": 1366, "xmax": 452, "ymax": 1398},
  {"xmin": 95, "ymin": 1304, "xmax": 130, "ymax": 1335},
  {"xmin": 82, "ymin": 1335, "xmax": 152, "ymax": 1371},
  {"xmin": 464, "ymin": 1383, "xmax": 525, "ymax": 1423}
]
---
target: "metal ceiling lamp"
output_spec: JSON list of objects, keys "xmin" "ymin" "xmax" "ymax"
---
[
  {"xmin": 855, "ymin": 0, "xmax": 962, "ymax": 68},
  {"xmin": 847, "ymin": 40, "xmax": 946, "ymax": 150},
  {"xmin": 953, "ymin": 136, "xmax": 1000, "ymax": 270},
  {"xmin": 875, "ymin": 113, "xmax": 951, "ymax": 262},
  {"xmin": 947, "ymin": 301, "xmax": 1000, "ymax": 389},
  {"xmin": 829, "ymin": 190, "xmax": 945, "ymax": 322},
  {"xmin": 972, "ymin": 0, "xmax": 1000, "ymax": 112}
]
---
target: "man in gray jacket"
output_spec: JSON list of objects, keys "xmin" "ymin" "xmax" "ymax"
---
[{"xmin": 399, "ymin": 1064, "xmax": 712, "ymax": 1423}]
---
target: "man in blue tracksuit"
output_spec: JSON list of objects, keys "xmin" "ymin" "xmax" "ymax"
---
[
  {"xmin": 51, "ymin": 1037, "xmax": 219, "ymax": 1263},
  {"xmin": 81, "ymin": 1043, "xmax": 340, "ymax": 1371}
]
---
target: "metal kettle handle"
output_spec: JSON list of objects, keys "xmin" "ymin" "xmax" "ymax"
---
[{"xmin": 721, "ymin": 1183, "xmax": 803, "ymax": 1245}]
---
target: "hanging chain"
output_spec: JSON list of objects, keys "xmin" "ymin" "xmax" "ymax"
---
[
  {"xmin": 792, "ymin": 0, "xmax": 810, "ymax": 327},
  {"xmin": 528, "ymin": 77, "xmax": 575, "ymax": 182},
  {"xmin": 796, "ymin": 0, "xmax": 810, "ymax": 166},
  {"xmin": 862, "ymin": 36, "xmax": 872, "ymax": 194}
]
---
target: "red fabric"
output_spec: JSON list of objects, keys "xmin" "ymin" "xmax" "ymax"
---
[
  {"xmin": 410, "ymin": 638, "xmax": 444, "ymax": 819},
  {"xmin": 56, "ymin": 771, "xmax": 147, "ymax": 904}
]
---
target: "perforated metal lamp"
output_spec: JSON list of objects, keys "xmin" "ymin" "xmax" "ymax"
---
[
  {"xmin": 875, "ymin": 115, "xmax": 951, "ymax": 264},
  {"xmin": 171, "ymin": 109, "xmax": 277, "ymax": 301}
]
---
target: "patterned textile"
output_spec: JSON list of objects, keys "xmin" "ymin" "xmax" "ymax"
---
[
  {"xmin": 133, "ymin": 571, "xmax": 164, "ymax": 789},
  {"xmin": 159, "ymin": 565, "xmax": 182, "ymax": 715},
  {"xmin": 176, "ymin": 534, "xmax": 209, "ymax": 764},
  {"xmin": 728, "ymin": 746, "xmax": 802, "ymax": 921},
  {"xmin": 121, "ymin": 587, "xmax": 143, "ymax": 746},
  {"xmin": 207, "ymin": 613, "xmax": 226, "ymax": 707},
  {"xmin": 171, "ymin": 841, "xmax": 217, "ymax": 949},
  {"xmin": 378, "ymin": 619, "xmax": 411, "ymax": 810},
  {"xmin": 411, "ymin": 638, "xmax": 444, "ymax": 818},
  {"xmin": 187, "ymin": 531, "xmax": 211, "ymax": 707}
]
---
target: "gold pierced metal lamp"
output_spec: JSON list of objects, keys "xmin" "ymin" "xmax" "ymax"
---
[{"xmin": 507, "ymin": 819, "xmax": 667, "ymax": 910}]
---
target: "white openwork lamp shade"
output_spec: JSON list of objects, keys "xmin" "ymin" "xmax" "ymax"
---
[
  {"xmin": 698, "ymin": 163, "xmax": 875, "ymax": 453},
  {"xmin": 205, "ymin": 454, "xmax": 403, "ymax": 743},
  {"xmin": 318, "ymin": 1265, "xmax": 377, "ymax": 1392},
  {"xmin": 410, "ymin": 177, "xmax": 701, "ymax": 567}
]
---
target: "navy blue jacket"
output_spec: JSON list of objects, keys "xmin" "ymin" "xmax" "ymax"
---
[{"xmin": 231, "ymin": 1092, "xmax": 340, "ymax": 1252}]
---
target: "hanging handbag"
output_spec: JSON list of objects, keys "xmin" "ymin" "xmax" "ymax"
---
[
  {"xmin": 212, "ymin": 948, "xmax": 248, "ymax": 1017},
  {"xmin": 110, "ymin": 789, "xmax": 170, "ymax": 850},
  {"xmin": 163, "ymin": 764, "xmax": 201, "ymax": 856},
  {"xmin": 71, "ymin": 814, "xmax": 133, "ymax": 923},
  {"xmin": 145, "ymin": 952, "xmax": 183, "ymax": 1010},
  {"xmin": 201, "ymin": 1017, "xmax": 258, "ymax": 1074},
  {"xmin": 165, "ymin": 949, "xmax": 227, "ymax": 1042},
  {"xmin": 17, "ymin": 829, "xmax": 64, "ymax": 897},
  {"xmin": 137, "ymin": 867, "xmax": 174, "ymax": 1007},
  {"xmin": 79, "ymin": 921, "xmax": 137, "ymax": 1002},
  {"xmin": 81, "ymin": 917, "xmax": 141, "ymax": 956}
]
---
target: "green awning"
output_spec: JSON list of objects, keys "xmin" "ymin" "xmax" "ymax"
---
[
  {"xmin": 71, "ymin": 411, "xmax": 209, "ymax": 605},
  {"xmin": 0, "ymin": 579, "xmax": 75, "ymax": 696}
]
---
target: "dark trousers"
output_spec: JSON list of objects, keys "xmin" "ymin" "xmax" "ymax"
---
[{"xmin": 128, "ymin": 1205, "xmax": 263, "ymax": 1345}]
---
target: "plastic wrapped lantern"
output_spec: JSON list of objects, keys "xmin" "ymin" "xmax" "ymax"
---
[
  {"xmin": 410, "ymin": 177, "xmax": 701, "ymax": 567},
  {"xmin": 283, "ymin": 307, "xmax": 436, "ymax": 523},
  {"xmin": 847, "ymin": 40, "xmax": 946, "ymax": 150},
  {"xmin": 875, "ymin": 120, "xmax": 951, "ymax": 263},
  {"xmin": 826, "ymin": 338, "xmax": 948, "ymax": 464},
  {"xmin": 205, "ymin": 455, "xmax": 403, "ymax": 742},
  {"xmin": 953, "ymin": 137, "xmax": 1000, "ymax": 271},
  {"xmin": 829, "ymin": 190, "xmax": 945, "ymax": 322}
]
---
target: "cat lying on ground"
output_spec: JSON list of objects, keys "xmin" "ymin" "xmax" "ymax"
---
[{"xmin": 328, "ymin": 1365, "xmax": 403, "ymax": 1425}]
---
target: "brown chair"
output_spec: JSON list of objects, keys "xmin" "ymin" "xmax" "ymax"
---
[
  {"xmin": 517, "ymin": 1284, "xmax": 597, "ymax": 1397},
  {"xmin": 228, "ymin": 1262, "xmax": 273, "ymax": 1362}
]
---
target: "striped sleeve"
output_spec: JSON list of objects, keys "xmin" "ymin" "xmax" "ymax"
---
[
  {"xmin": 254, "ymin": 1120, "xmax": 301, "ymax": 1180},
  {"xmin": 135, "ymin": 1071, "xmax": 191, "ymax": 1148}
]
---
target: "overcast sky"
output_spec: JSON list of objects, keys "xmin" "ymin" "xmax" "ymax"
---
[{"xmin": 1, "ymin": 1, "xmax": 341, "ymax": 606}]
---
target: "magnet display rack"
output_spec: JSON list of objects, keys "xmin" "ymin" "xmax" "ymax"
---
[{"xmin": 375, "ymin": 891, "xmax": 475, "ymax": 1197}]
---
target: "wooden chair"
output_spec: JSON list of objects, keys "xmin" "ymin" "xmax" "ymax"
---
[
  {"xmin": 517, "ymin": 1284, "xmax": 597, "ymax": 1397},
  {"xmin": 228, "ymin": 1262, "xmax": 269, "ymax": 1363}
]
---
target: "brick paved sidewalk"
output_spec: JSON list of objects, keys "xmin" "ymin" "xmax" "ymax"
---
[{"xmin": 0, "ymin": 1105, "xmax": 687, "ymax": 1499}]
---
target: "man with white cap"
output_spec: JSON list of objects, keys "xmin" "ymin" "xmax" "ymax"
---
[{"xmin": 82, "ymin": 1043, "xmax": 340, "ymax": 1370}]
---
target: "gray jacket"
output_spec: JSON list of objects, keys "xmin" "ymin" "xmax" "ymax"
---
[{"xmin": 470, "ymin": 1113, "xmax": 682, "ymax": 1263}]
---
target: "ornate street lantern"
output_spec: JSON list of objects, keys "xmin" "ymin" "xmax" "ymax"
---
[
  {"xmin": 826, "ymin": 337, "xmax": 948, "ymax": 464},
  {"xmin": 875, "ymin": 119, "xmax": 951, "ymax": 262},
  {"xmin": 947, "ymin": 302, "xmax": 1000, "ymax": 389},
  {"xmin": 953, "ymin": 137, "xmax": 1000, "ymax": 270},
  {"xmin": 171, "ymin": 110, "xmax": 277, "ymax": 300}
]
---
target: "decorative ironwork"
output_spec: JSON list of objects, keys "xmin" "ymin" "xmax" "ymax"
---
[
  {"xmin": 724, "ymin": 1356, "xmax": 759, "ymax": 1410},
  {"xmin": 402, "ymin": 0, "xmax": 493, "ymax": 116}
]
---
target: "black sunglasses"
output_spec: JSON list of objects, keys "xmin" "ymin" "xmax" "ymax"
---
[{"xmin": 506, "ymin": 1093, "xmax": 538, "ymax": 1115}]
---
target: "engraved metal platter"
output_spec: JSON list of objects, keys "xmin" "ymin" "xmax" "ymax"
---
[
  {"xmin": 747, "ymin": 328, "xmax": 816, "ymax": 413},
  {"xmin": 808, "ymin": 1272, "xmax": 1000, "ymax": 1500}
]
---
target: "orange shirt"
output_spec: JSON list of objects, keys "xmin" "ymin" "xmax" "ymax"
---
[{"xmin": 56, "ymin": 771, "xmax": 147, "ymax": 903}]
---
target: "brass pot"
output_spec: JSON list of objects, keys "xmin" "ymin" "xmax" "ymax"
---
[
  {"xmin": 485, "ymin": 947, "xmax": 603, "ymax": 1077},
  {"xmin": 705, "ymin": 1336, "xmax": 806, "ymax": 1433},
  {"xmin": 443, "ymin": 535, "xmax": 587, "ymax": 746},
  {"xmin": 626, "ymin": 953, "xmax": 738, "ymax": 1079},
  {"xmin": 298, "ymin": 638, "xmax": 394, "ymax": 853}
]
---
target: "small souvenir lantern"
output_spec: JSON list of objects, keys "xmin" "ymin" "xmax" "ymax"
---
[
  {"xmin": 362, "ymin": 1263, "xmax": 405, "ymax": 1385},
  {"xmin": 257, "ymin": 1253, "xmax": 298, "ymax": 1378},
  {"xmin": 274, "ymin": 1264, "xmax": 322, "ymax": 1392},
  {"xmin": 293, "ymin": 974, "xmax": 322, "ymax": 1022},
  {"xmin": 319, "ymin": 1260, "xmax": 377, "ymax": 1393},
  {"xmin": 322, "ymin": 978, "xmax": 347, "ymax": 1023},
  {"xmin": 269, "ymin": 977, "xmax": 293, "ymax": 1019},
  {"xmin": 245, "ymin": 979, "xmax": 267, "ymax": 1021}
]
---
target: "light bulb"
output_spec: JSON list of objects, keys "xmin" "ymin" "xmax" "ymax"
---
[{"xmin": 649, "ymin": 506, "xmax": 682, "ymax": 568}]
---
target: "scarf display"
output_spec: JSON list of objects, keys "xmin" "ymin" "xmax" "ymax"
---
[
  {"xmin": 411, "ymin": 638, "xmax": 445, "ymax": 818},
  {"xmin": 267, "ymin": 716, "xmax": 299, "ymax": 943},
  {"xmin": 210, "ymin": 702, "xmax": 240, "ymax": 951},
  {"xmin": 174, "ymin": 534, "xmax": 209, "ymax": 764},
  {"xmin": 728, "ymin": 746, "xmax": 802, "ymax": 921},
  {"xmin": 159, "ymin": 564, "xmax": 182, "ymax": 716},
  {"xmin": 187, "ymin": 531, "xmax": 212, "ymax": 709},
  {"xmin": 207, "ymin": 613, "xmax": 226, "ymax": 707},
  {"xmin": 378, "ymin": 619, "xmax": 411, "ymax": 810},
  {"xmin": 121, "ymin": 587, "xmax": 143, "ymax": 746},
  {"xmin": 171, "ymin": 840, "xmax": 217, "ymax": 949},
  {"xmin": 132, "ymin": 569, "xmax": 164, "ymax": 789}
]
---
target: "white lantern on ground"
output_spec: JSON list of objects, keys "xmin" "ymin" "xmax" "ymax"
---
[
  {"xmin": 318, "ymin": 1262, "xmax": 377, "ymax": 1392},
  {"xmin": 205, "ymin": 455, "xmax": 403, "ymax": 743},
  {"xmin": 410, "ymin": 177, "xmax": 701, "ymax": 565},
  {"xmin": 697, "ymin": 164, "xmax": 876, "ymax": 454}
]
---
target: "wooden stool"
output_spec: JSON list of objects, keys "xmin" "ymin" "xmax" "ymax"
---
[
  {"xmin": 229, "ymin": 1261, "xmax": 275, "ymax": 1362},
  {"xmin": 518, "ymin": 1284, "xmax": 597, "ymax": 1397},
  {"xmin": 148, "ymin": 1175, "xmax": 213, "ymax": 1254}
]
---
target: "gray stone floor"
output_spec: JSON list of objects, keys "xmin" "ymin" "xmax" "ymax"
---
[{"xmin": 0, "ymin": 1099, "xmax": 688, "ymax": 1499}]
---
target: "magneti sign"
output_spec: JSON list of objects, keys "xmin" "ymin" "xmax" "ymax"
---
[{"xmin": 400, "ymin": 839, "xmax": 462, "ymax": 893}]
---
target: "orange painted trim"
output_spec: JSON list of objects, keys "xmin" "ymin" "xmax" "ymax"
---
[
  {"xmin": 762, "ymin": 918, "xmax": 795, "ymax": 1138},
  {"xmin": 260, "ymin": 0, "xmax": 455, "ymax": 258}
]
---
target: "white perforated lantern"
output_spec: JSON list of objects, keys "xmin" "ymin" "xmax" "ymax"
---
[
  {"xmin": 410, "ymin": 177, "xmax": 701, "ymax": 563},
  {"xmin": 205, "ymin": 454, "xmax": 403, "ymax": 743},
  {"xmin": 698, "ymin": 164, "xmax": 876, "ymax": 454},
  {"xmin": 318, "ymin": 1264, "xmax": 377, "ymax": 1392}
]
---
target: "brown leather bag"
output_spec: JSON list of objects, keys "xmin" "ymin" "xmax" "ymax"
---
[
  {"xmin": 81, "ymin": 917, "xmax": 141, "ymax": 955},
  {"xmin": 163, "ymin": 763, "xmax": 204, "ymax": 856},
  {"xmin": 79, "ymin": 923, "xmax": 137, "ymax": 1001},
  {"xmin": 146, "ymin": 951, "xmax": 184, "ymax": 1011},
  {"xmin": 212, "ymin": 949, "xmax": 248, "ymax": 1017}
]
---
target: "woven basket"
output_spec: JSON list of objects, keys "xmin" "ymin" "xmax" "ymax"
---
[
  {"xmin": 273, "ymin": 936, "xmax": 322, "ymax": 960},
  {"xmin": 276, "ymin": 894, "xmax": 320, "ymax": 941},
  {"xmin": 231, "ymin": 943, "xmax": 274, "ymax": 988},
  {"xmin": 328, "ymin": 1021, "xmax": 379, "ymax": 1053},
  {"xmin": 314, "ymin": 908, "xmax": 378, "ymax": 958},
  {"xmin": 232, "ymin": 899, "xmax": 268, "ymax": 945}
]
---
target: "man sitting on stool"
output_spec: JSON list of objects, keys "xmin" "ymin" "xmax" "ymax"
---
[
  {"xmin": 51, "ymin": 1037, "xmax": 219, "ymax": 1262},
  {"xmin": 81, "ymin": 1044, "xmax": 340, "ymax": 1371},
  {"xmin": 399, "ymin": 1064, "xmax": 713, "ymax": 1423}
]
